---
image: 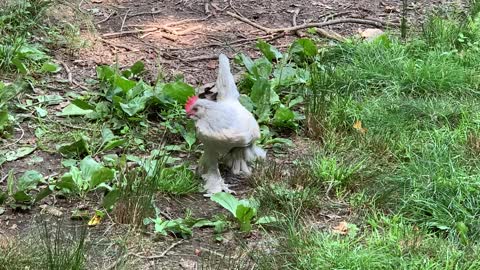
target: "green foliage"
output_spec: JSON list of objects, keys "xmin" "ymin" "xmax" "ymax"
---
[
  {"xmin": 235, "ymin": 39, "xmax": 312, "ymax": 133},
  {"xmin": 211, "ymin": 192, "xmax": 276, "ymax": 233},
  {"xmin": 144, "ymin": 207, "xmax": 228, "ymax": 239},
  {"xmin": 0, "ymin": 0, "xmax": 55, "ymax": 73},
  {"xmin": 56, "ymin": 156, "xmax": 115, "ymax": 197}
]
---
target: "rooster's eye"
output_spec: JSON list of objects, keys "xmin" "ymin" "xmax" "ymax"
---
[{"xmin": 192, "ymin": 107, "xmax": 198, "ymax": 113}]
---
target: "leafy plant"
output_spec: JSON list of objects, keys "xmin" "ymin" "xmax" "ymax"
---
[
  {"xmin": 56, "ymin": 156, "xmax": 115, "ymax": 197},
  {"xmin": 4, "ymin": 170, "xmax": 51, "ymax": 208},
  {"xmin": 57, "ymin": 127, "xmax": 126, "ymax": 158},
  {"xmin": 211, "ymin": 192, "xmax": 276, "ymax": 233}
]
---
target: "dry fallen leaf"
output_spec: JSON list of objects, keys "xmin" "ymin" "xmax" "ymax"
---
[
  {"xmin": 332, "ymin": 221, "xmax": 349, "ymax": 235},
  {"xmin": 88, "ymin": 214, "xmax": 102, "ymax": 226},
  {"xmin": 353, "ymin": 120, "xmax": 367, "ymax": 134}
]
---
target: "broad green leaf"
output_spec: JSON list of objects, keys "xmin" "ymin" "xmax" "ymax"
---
[
  {"xmin": 13, "ymin": 191, "xmax": 32, "ymax": 203},
  {"xmin": 250, "ymin": 78, "xmax": 270, "ymax": 104},
  {"xmin": 72, "ymin": 99, "xmax": 95, "ymax": 110},
  {"xmin": 265, "ymin": 137, "xmax": 294, "ymax": 147},
  {"xmin": 18, "ymin": 170, "xmax": 43, "ymax": 191},
  {"xmin": 239, "ymin": 95, "xmax": 254, "ymax": 112},
  {"xmin": 96, "ymin": 65, "xmax": 115, "ymax": 81},
  {"xmin": 58, "ymin": 103, "xmax": 94, "ymax": 116},
  {"xmin": 18, "ymin": 45, "xmax": 48, "ymax": 61},
  {"xmin": 251, "ymin": 58, "xmax": 273, "ymax": 79},
  {"xmin": 90, "ymin": 167, "xmax": 115, "ymax": 188},
  {"xmin": 36, "ymin": 95, "xmax": 63, "ymax": 105},
  {"xmin": 0, "ymin": 146, "xmax": 36, "ymax": 164},
  {"xmin": 102, "ymin": 189, "xmax": 121, "ymax": 209},
  {"xmin": 58, "ymin": 137, "xmax": 90, "ymax": 157},
  {"xmin": 291, "ymin": 38, "xmax": 318, "ymax": 57},
  {"xmin": 12, "ymin": 58, "xmax": 28, "ymax": 74},
  {"xmin": 288, "ymin": 96, "xmax": 304, "ymax": 108},
  {"xmin": 103, "ymin": 139, "xmax": 126, "ymax": 151},
  {"xmin": 235, "ymin": 53, "xmax": 254, "ymax": 73},
  {"xmin": 236, "ymin": 204, "xmax": 256, "ymax": 233},
  {"xmin": 250, "ymin": 79, "xmax": 272, "ymax": 123},
  {"xmin": 101, "ymin": 127, "xmax": 116, "ymax": 144},
  {"xmin": 119, "ymin": 96, "xmax": 147, "ymax": 116},
  {"xmin": 0, "ymin": 191, "xmax": 6, "ymax": 205},
  {"xmin": 35, "ymin": 106, "xmax": 48, "ymax": 118},
  {"xmin": 272, "ymin": 65, "xmax": 297, "ymax": 88},
  {"xmin": 191, "ymin": 219, "xmax": 217, "ymax": 228},
  {"xmin": 55, "ymin": 176, "xmax": 77, "ymax": 192},
  {"xmin": 130, "ymin": 61, "xmax": 145, "ymax": 75},
  {"xmin": 34, "ymin": 187, "xmax": 52, "ymax": 203},
  {"xmin": 0, "ymin": 111, "xmax": 9, "ymax": 128},
  {"xmin": 41, "ymin": 62, "xmax": 61, "ymax": 73},
  {"xmin": 115, "ymin": 75, "xmax": 137, "ymax": 92},
  {"xmin": 255, "ymin": 216, "xmax": 278, "ymax": 225},
  {"xmin": 79, "ymin": 156, "xmax": 103, "ymax": 180},
  {"xmin": 273, "ymin": 106, "xmax": 296, "ymax": 128},
  {"xmin": 211, "ymin": 192, "xmax": 239, "ymax": 217},
  {"xmin": 162, "ymin": 81, "xmax": 195, "ymax": 104},
  {"xmin": 256, "ymin": 40, "xmax": 282, "ymax": 62}
]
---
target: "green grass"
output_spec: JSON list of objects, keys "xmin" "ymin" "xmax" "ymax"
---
[
  {"xmin": 0, "ymin": 219, "xmax": 88, "ymax": 270},
  {"xmin": 252, "ymin": 3, "xmax": 480, "ymax": 269}
]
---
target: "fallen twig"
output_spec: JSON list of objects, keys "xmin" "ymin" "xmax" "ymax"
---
[
  {"xmin": 0, "ymin": 124, "xmax": 25, "ymax": 150},
  {"xmin": 229, "ymin": 0, "xmax": 243, "ymax": 17},
  {"xmin": 99, "ymin": 38, "xmax": 140, "ymax": 51},
  {"xmin": 291, "ymin": 8, "xmax": 302, "ymax": 37},
  {"xmin": 120, "ymin": 9, "xmax": 130, "ymax": 32},
  {"xmin": 131, "ymin": 240, "xmax": 185, "ymax": 259},
  {"xmin": 226, "ymin": 11, "xmax": 391, "ymax": 34},
  {"xmin": 128, "ymin": 8, "xmax": 162, "ymax": 18},
  {"xmin": 60, "ymin": 61, "xmax": 73, "ymax": 84},
  {"xmin": 96, "ymin": 11, "xmax": 116, "ymax": 24},
  {"xmin": 102, "ymin": 27, "xmax": 158, "ymax": 38},
  {"xmin": 164, "ymin": 15, "xmax": 211, "ymax": 27}
]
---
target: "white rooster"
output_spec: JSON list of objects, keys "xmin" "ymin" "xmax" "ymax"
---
[{"xmin": 185, "ymin": 54, "xmax": 266, "ymax": 196}]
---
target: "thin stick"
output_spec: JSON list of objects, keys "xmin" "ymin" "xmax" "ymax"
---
[
  {"xmin": 131, "ymin": 240, "xmax": 185, "ymax": 259},
  {"xmin": 60, "ymin": 61, "xmax": 73, "ymax": 84},
  {"xmin": 100, "ymin": 38, "xmax": 140, "ymax": 51},
  {"xmin": 96, "ymin": 11, "xmax": 116, "ymax": 24},
  {"xmin": 227, "ymin": 11, "xmax": 389, "ymax": 33},
  {"xmin": 291, "ymin": 8, "xmax": 302, "ymax": 37},
  {"xmin": 226, "ymin": 11, "xmax": 272, "ymax": 32},
  {"xmin": 120, "ymin": 9, "xmax": 130, "ymax": 32},
  {"xmin": 128, "ymin": 8, "xmax": 162, "ymax": 18},
  {"xmin": 164, "ymin": 15, "xmax": 211, "ymax": 27},
  {"xmin": 0, "ymin": 124, "xmax": 25, "ymax": 150},
  {"xmin": 102, "ymin": 27, "xmax": 158, "ymax": 38},
  {"xmin": 229, "ymin": 0, "xmax": 243, "ymax": 17}
]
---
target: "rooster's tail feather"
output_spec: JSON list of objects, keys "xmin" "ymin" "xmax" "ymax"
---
[
  {"xmin": 216, "ymin": 54, "xmax": 240, "ymax": 101},
  {"xmin": 224, "ymin": 145, "xmax": 266, "ymax": 176}
]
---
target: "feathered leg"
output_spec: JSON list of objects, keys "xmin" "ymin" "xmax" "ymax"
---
[{"xmin": 199, "ymin": 146, "xmax": 235, "ymax": 197}]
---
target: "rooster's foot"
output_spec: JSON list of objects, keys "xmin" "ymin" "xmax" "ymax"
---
[{"xmin": 203, "ymin": 183, "xmax": 236, "ymax": 198}]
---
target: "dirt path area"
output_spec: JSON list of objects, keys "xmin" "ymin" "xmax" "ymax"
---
[{"xmin": 70, "ymin": 0, "xmax": 442, "ymax": 85}]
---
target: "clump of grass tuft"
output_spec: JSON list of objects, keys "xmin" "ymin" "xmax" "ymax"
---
[
  {"xmin": 110, "ymin": 163, "xmax": 157, "ymax": 226},
  {"xmin": 0, "ymin": 218, "xmax": 88, "ymax": 270},
  {"xmin": 251, "ymin": 161, "xmax": 322, "ymax": 213}
]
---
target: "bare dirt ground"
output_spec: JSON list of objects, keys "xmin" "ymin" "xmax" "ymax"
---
[{"xmin": 1, "ymin": 0, "xmax": 451, "ymax": 269}]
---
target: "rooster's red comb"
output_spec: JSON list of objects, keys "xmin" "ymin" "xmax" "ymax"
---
[{"xmin": 185, "ymin": 96, "xmax": 199, "ymax": 112}]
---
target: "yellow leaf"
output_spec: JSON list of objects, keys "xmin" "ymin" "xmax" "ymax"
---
[
  {"xmin": 353, "ymin": 120, "xmax": 367, "ymax": 134},
  {"xmin": 332, "ymin": 221, "xmax": 349, "ymax": 235},
  {"xmin": 88, "ymin": 214, "xmax": 102, "ymax": 226}
]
